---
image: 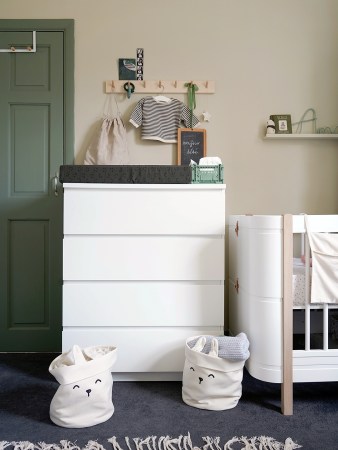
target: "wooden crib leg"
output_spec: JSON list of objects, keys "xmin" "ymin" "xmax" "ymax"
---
[{"xmin": 282, "ymin": 214, "xmax": 293, "ymax": 415}]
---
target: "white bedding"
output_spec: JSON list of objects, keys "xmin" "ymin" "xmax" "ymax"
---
[
  {"xmin": 293, "ymin": 257, "xmax": 310, "ymax": 306},
  {"xmin": 306, "ymin": 229, "xmax": 338, "ymax": 304}
]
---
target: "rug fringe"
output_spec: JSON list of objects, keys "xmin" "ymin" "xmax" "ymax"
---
[{"xmin": 0, "ymin": 435, "xmax": 302, "ymax": 450}]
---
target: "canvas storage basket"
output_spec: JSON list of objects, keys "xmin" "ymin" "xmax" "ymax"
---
[
  {"xmin": 49, "ymin": 344, "xmax": 117, "ymax": 428},
  {"xmin": 182, "ymin": 335, "xmax": 249, "ymax": 411}
]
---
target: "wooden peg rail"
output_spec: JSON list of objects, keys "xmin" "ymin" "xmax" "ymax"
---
[{"xmin": 105, "ymin": 80, "xmax": 215, "ymax": 94}]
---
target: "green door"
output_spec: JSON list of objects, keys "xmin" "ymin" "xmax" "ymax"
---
[{"xmin": 0, "ymin": 23, "xmax": 74, "ymax": 351}]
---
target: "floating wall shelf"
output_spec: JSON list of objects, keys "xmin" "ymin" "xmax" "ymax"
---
[
  {"xmin": 264, "ymin": 134, "xmax": 338, "ymax": 139},
  {"xmin": 105, "ymin": 80, "xmax": 215, "ymax": 94}
]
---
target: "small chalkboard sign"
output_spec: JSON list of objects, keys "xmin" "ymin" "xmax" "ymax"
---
[{"xmin": 177, "ymin": 128, "xmax": 206, "ymax": 165}]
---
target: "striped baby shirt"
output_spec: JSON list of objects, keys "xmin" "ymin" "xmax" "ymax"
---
[{"xmin": 129, "ymin": 96, "xmax": 200, "ymax": 143}]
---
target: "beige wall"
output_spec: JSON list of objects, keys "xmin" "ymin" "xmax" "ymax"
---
[{"xmin": 1, "ymin": 0, "xmax": 338, "ymax": 216}]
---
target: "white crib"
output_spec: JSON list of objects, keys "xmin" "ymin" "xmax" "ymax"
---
[{"xmin": 229, "ymin": 214, "xmax": 338, "ymax": 415}]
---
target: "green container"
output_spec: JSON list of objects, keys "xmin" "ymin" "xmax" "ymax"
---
[{"xmin": 191, "ymin": 164, "xmax": 224, "ymax": 184}]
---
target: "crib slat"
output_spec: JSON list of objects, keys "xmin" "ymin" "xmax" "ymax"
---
[
  {"xmin": 323, "ymin": 304, "xmax": 329, "ymax": 350},
  {"xmin": 305, "ymin": 233, "xmax": 311, "ymax": 351}
]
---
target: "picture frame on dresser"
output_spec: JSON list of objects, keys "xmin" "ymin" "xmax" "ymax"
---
[{"xmin": 177, "ymin": 128, "xmax": 206, "ymax": 165}]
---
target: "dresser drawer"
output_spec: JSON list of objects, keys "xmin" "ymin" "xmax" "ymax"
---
[
  {"xmin": 63, "ymin": 186, "xmax": 225, "ymax": 235},
  {"xmin": 63, "ymin": 235, "xmax": 224, "ymax": 281},
  {"xmin": 62, "ymin": 326, "xmax": 224, "ymax": 372},
  {"xmin": 63, "ymin": 281, "xmax": 224, "ymax": 326}
]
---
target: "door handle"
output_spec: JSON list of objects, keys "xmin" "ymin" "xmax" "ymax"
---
[{"xmin": 52, "ymin": 172, "xmax": 59, "ymax": 196}]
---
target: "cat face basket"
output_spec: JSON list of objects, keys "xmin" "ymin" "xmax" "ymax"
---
[
  {"xmin": 49, "ymin": 344, "xmax": 117, "ymax": 428},
  {"xmin": 182, "ymin": 334, "xmax": 249, "ymax": 411}
]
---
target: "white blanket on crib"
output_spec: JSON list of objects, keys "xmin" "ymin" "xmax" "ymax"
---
[
  {"xmin": 306, "ymin": 220, "xmax": 338, "ymax": 303},
  {"xmin": 293, "ymin": 258, "xmax": 310, "ymax": 306}
]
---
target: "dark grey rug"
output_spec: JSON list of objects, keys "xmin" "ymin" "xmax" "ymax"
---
[{"xmin": 0, "ymin": 353, "xmax": 337, "ymax": 450}]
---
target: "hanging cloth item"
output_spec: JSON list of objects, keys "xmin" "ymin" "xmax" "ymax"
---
[
  {"xmin": 129, "ymin": 96, "xmax": 200, "ymax": 143},
  {"xmin": 185, "ymin": 82, "xmax": 199, "ymax": 128},
  {"xmin": 84, "ymin": 96, "xmax": 129, "ymax": 165},
  {"xmin": 305, "ymin": 215, "xmax": 338, "ymax": 304}
]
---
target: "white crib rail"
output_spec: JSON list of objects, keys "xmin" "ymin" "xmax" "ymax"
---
[{"xmin": 293, "ymin": 214, "xmax": 338, "ymax": 233}]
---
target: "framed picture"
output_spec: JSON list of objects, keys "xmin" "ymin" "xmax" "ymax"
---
[
  {"xmin": 177, "ymin": 128, "xmax": 206, "ymax": 165},
  {"xmin": 118, "ymin": 58, "xmax": 136, "ymax": 80},
  {"xmin": 270, "ymin": 114, "xmax": 292, "ymax": 134}
]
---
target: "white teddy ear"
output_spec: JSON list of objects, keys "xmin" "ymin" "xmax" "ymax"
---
[
  {"xmin": 208, "ymin": 338, "xmax": 219, "ymax": 357},
  {"xmin": 71, "ymin": 345, "xmax": 87, "ymax": 365},
  {"xmin": 191, "ymin": 337, "xmax": 206, "ymax": 352}
]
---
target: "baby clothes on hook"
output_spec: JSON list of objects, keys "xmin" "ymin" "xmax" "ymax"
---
[{"xmin": 129, "ymin": 96, "xmax": 200, "ymax": 143}]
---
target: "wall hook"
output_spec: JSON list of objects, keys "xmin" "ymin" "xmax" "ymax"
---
[
  {"xmin": 123, "ymin": 81, "xmax": 135, "ymax": 99},
  {"xmin": 0, "ymin": 31, "xmax": 37, "ymax": 53},
  {"xmin": 105, "ymin": 79, "xmax": 215, "ymax": 94}
]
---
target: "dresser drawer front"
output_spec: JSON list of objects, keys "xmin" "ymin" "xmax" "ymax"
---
[
  {"xmin": 63, "ymin": 236, "xmax": 224, "ymax": 280},
  {"xmin": 64, "ymin": 187, "xmax": 225, "ymax": 235},
  {"xmin": 62, "ymin": 326, "xmax": 224, "ymax": 372},
  {"xmin": 63, "ymin": 282, "xmax": 224, "ymax": 326}
]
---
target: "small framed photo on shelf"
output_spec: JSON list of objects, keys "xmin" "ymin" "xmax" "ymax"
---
[
  {"xmin": 177, "ymin": 128, "xmax": 206, "ymax": 165},
  {"xmin": 270, "ymin": 114, "xmax": 292, "ymax": 134}
]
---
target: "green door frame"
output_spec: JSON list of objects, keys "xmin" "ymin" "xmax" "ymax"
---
[{"xmin": 0, "ymin": 19, "xmax": 75, "ymax": 165}]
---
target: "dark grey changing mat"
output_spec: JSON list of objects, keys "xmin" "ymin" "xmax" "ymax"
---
[{"xmin": 59, "ymin": 165, "xmax": 192, "ymax": 184}]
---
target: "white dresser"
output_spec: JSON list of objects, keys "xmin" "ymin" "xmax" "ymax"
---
[{"xmin": 62, "ymin": 183, "xmax": 226, "ymax": 380}]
